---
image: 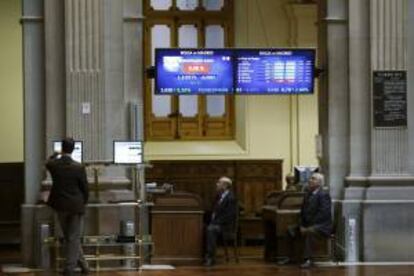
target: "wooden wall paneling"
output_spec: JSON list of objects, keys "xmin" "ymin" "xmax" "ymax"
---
[
  {"xmin": 240, "ymin": 180, "xmax": 254, "ymax": 216},
  {"xmin": 255, "ymin": 180, "xmax": 265, "ymax": 215},
  {"xmin": 146, "ymin": 160, "xmax": 282, "ymax": 215},
  {"xmin": 146, "ymin": 160, "xmax": 238, "ymax": 210},
  {"xmin": 0, "ymin": 163, "xmax": 24, "ymax": 244},
  {"xmin": 235, "ymin": 161, "xmax": 282, "ymax": 216},
  {"xmin": 146, "ymin": 160, "xmax": 282, "ymax": 245}
]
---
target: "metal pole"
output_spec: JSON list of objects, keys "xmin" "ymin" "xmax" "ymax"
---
[
  {"xmin": 137, "ymin": 164, "xmax": 150, "ymax": 265},
  {"xmin": 93, "ymin": 167, "xmax": 99, "ymax": 202},
  {"xmin": 121, "ymin": 220, "xmax": 136, "ymax": 268},
  {"xmin": 39, "ymin": 223, "xmax": 51, "ymax": 269}
]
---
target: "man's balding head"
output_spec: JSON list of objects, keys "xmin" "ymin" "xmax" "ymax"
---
[{"xmin": 216, "ymin": 176, "xmax": 232, "ymax": 192}]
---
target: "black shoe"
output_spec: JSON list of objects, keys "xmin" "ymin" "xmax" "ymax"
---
[
  {"xmin": 299, "ymin": 259, "xmax": 313, "ymax": 269},
  {"xmin": 204, "ymin": 258, "xmax": 215, "ymax": 267},
  {"xmin": 277, "ymin": 257, "xmax": 291, "ymax": 265}
]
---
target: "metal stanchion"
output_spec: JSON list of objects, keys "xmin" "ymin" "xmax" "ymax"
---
[
  {"xmin": 39, "ymin": 223, "xmax": 51, "ymax": 269},
  {"xmin": 131, "ymin": 163, "xmax": 153, "ymax": 266},
  {"xmin": 92, "ymin": 167, "xmax": 100, "ymax": 202},
  {"xmin": 121, "ymin": 220, "xmax": 136, "ymax": 268}
]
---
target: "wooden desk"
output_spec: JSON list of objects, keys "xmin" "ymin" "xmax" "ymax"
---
[
  {"xmin": 262, "ymin": 192, "xmax": 303, "ymax": 262},
  {"xmin": 150, "ymin": 192, "xmax": 204, "ymax": 265}
]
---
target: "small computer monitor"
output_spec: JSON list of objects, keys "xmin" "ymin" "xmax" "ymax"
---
[
  {"xmin": 113, "ymin": 141, "xmax": 143, "ymax": 164},
  {"xmin": 53, "ymin": 140, "xmax": 83, "ymax": 163},
  {"xmin": 294, "ymin": 166, "xmax": 319, "ymax": 184}
]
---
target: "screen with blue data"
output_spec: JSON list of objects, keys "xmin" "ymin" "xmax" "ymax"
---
[
  {"xmin": 155, "ymin": 49, "xmax": 234, "ymax": 94},
  {"xmin": 235, "ymin": 49, "xmax": 315, "ymax": 94}
]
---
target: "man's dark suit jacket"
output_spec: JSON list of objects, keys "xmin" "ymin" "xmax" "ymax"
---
[
  {"xmin": 300, "ymin": 188, "xmax": 332, "ymax": 236},
  {"xmin": 211, "ymin": 190, "xmax": 237, "ymax": 232},
  {"xmin": 46, "ymin": 155, "xmax": 89, "ymax": 214}
]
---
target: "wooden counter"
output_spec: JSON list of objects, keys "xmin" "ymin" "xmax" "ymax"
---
[{"xmin": 150, "ymin": 192, "xmax": 204, "ymax": 265}]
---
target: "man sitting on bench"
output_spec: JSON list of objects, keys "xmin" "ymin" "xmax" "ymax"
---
[
  {"xmin": 204, "ymin": 176, "xmax": 237, "ymax": 267},
  {"xmin": 279, "ymin": 172, "xmax": 332, "ymax": 268}
]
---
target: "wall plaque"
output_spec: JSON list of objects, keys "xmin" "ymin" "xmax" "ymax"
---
[{"xmin": 373, "ymin": 70, "xmax": 407, "ymax": 127}]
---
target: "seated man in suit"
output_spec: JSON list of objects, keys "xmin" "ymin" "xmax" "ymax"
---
[
  {"xmin": 204, "ymin": 176, "xmax": 237, "ymax": 266},
  {"xmin": 279, "ymin": 172, "xmax": 332, "ymax": 268}
]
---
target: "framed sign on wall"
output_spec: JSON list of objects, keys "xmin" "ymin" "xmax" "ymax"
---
[{"xmin": 373, "ymin": 70, "xmax": 407, "ymax": 128}]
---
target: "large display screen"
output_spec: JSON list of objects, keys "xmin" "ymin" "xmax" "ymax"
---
[
  {"xmin": 155, "ymin": 48, "xmax": 234, "ymax": 95},
  {"xmin": 53, "ymin": 141, "xmax": 83, "ymax": 163},
  {"xmin": 113, "ymin": 141, "xmax": 143, "ymax": 164},
  {"xmin": 235, "ymin": 49, "xmax": 315, "ymax": 94}
]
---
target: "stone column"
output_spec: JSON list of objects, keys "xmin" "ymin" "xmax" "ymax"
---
[
  {"xmin": 21, "ymin": 0, "xmax": 45, "ymax": 266},
  {"xmin": 123, "ymin": 0, "xmax": 144, "ymax": 141},
  {"xmin": 347, "ymin": 0, "xmax": 371, "ymax": 185},
  {"xmin": 22, "ymin": 0, "xmax": 45, "ymax": 206},
  {"xmin": 62, "ymin": 0, "xmax": 144, "ymax": 181},
  {"xmin": 327, "ymin": 0, "xmax": 414, "ymax": 262},
  {"xmin": 362, "ymin": 0, "xmax": 414, "ymax": 262},
  {"xmin": 65, "ymin": 0, "xmax": 105, "ymax": 161},
  {"xmin": 370, "ymin": 0, "xmax": 408, "ymax": 178},
  {"xmin": 45, "ymin": 0, "xmax": 66, "ymax": 152},
  {"xmin": 320, "ymin": 0, "xmax": 349, "ymax": 200},
  {"xmin": 122, "ymin": 0, "xmax": 147, "ymax": 262},
  {"xmin": 22, "ymin": 0, "xmax": 146, "ymax": 266},
  {"xmin": 340, "ymin": 0, "xmax": 371, "ymax": 262},
  {"xmin": 408, "ymin": 0, "xmax": 414, "ymax": 173}
]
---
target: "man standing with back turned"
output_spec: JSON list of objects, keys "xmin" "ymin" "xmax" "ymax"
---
[{"xmin": 46, "ymin": 138, "xmax": 89, "ymax": 275}]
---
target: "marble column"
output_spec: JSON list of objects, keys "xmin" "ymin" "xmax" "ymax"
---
[
  {"xmin": 65, "ymin": 0, "xmax": 105, "ymax": 161},
  {"xmin": 341, "ymin": 0, "xmax": 371, "ymax": 262},
  {"xmin": 347, "ymin": 0, "xmax": 371, "ymax": 185},
  {"xmin": 370, "ymin": 0, "xmax": 408, "ymax": 178},
  {"xmin": 45, "ymin": 0, "xmax": 65, "ymax": 151},
  {"xmin": 325, "ymin": 0, "xmax": 414, "ymax": 262},
  {"xmin": 22, "ymin": 0, "xmax": 146, "ymax": 266},
  {"xmin": 22, "ymin": 0, "xmax": 45, "ymax": 206},
  {"xmin": 362, "ymin": 0, "xmax": 414, "ymax": 262},
  {"xmin": 320, "ymin": 0, "xmax": 349, "ymax": 201},
  {"xmin": 21, "ymin": 0, "xmax": 45, "ymax": 266}
]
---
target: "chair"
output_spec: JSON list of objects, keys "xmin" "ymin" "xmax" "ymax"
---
[
  {"xmin": 221, "ymin": 207, "xmax": 239, "ymax": 263},
  {"xmin": 329, "ymin": 224, "xmax": 345, "ymax": 264}
]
